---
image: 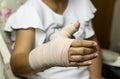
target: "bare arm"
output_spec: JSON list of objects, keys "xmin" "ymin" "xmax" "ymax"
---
[
  {"xmin": 87, "ymin": 35, "xmax": 102, "ymax": 79},
  {"xmin": 10, "ymin": 22, "xmax": 99, "ymax": 77},
  {"xmin": 10, "ymin": 28, "xmax": 36, "ymax": 77}
]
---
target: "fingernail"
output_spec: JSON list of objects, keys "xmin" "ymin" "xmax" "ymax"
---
[
  {"xmin": 88, "ymin": 61, "xmax": 92, "ymax": 64},
  {"xmin": 95, "ymin": 53, "xmax": 98, "ymax": 56},
  {"xmin": 93, "ymin": 42, "xmax": 97, "ymax": 46},
  {"xmin": 74, "ymin": 21, "xmax": 80, "ymax": 29}
]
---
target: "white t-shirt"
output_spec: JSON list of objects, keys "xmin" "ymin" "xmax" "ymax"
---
[{"xmin": 5, "ymin": 0, "xmax": 97, "ymax": 79}]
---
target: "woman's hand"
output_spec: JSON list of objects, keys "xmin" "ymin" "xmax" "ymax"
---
[{"xmin": 68, "ymin": 39, "xmax": 98, "ymax": 66}]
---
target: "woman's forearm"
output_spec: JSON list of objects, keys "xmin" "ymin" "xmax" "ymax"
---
[{"xmin": 88, "ymin": 35, "xmax": 102, "ymax": 79}]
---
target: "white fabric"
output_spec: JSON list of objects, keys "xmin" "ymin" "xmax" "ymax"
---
[{"xmin": 4, "ymin": 0, "xmax": 97, "ymax": 79}]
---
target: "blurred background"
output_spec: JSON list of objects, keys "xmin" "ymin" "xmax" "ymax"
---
[
  {"xmin": 0, "ymin": 0, "xmax": 120, "ymax": 79},
  {"xmin": 92, "ymin": 0, "xmax": 120, "ymax": 52}
]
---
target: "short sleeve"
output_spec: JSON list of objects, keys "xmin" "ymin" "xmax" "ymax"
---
[
  {"xmin": 84, "ymin": 21, "xmax": 95, "ymax": 39},
  {"xmin": 4, "ymin": 4, "xmax": 46, "ymax": 46},
  {"xmin": 4, "ymin": 4, "xmax": 45, "ymax": 32},
  {"xmin": 78, "ymin": 0, "xmax": 97, "ymax": 21},
  {"xmin": 84, "ymin": 0, "xmax": 96, "ymax": 38},
  {"xmin": 83, "ymin": 0, "xmax": 97, "ymax": 21},
  {"xmin": 73, "ymin": 0, "xmax": 96, "ymax": 39},
  {"xmin": 73, "ymin": 21, "xmax": 95, "ymax": 39},
  {"xmin": 88, "ymin": 0, "xmax": 97, "ymax": 13},
  {"xmin": 4, "ymin": 13, "xmax": 16, "ymax": 31}
]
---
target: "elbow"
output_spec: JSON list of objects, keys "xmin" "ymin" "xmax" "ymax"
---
[
  {"xmin": 10, "ymin": 55, "xmax": 26, "ymax": 77},
  {"xmin": 10, "ymin": 53, "xmax": 33, "ymax": 77}
]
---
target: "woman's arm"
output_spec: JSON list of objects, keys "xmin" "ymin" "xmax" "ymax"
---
[
  {"xmin": 10, "ymin": 28, "xmax": 36, "ymax": 77},
  {"xmin": 88, "ymin": 35, "xmax": 102, "ymax": 79},
  {"xmin": 10, "ymin": 22, "xmax": 99, "ymax": 77}
]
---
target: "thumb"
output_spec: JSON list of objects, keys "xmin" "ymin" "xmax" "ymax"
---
[{"xmin": 59, "ymin": 21, "xmax": 80, "ymax": 38}]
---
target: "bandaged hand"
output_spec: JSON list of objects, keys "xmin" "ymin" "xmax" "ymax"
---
[
  {"xmin": 29, "ymin": 22, "xmax": 98, "ymax": 72},
  {"xmin": 68, "ymin": 22, "xmax": 98, "ymax": 66},
  {"xmin": 68, "ymin": 39, "xmax": 98, "ymax": 66}
]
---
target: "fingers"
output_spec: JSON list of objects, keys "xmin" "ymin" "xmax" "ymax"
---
[
  {"xmin": 69, "ymin": 53, "xmax": 97, "ymax": 62},
  {"xmin": 68, "ymin": 53, "xmax": 97, "ymax": 66},
  {"xmin": 69, "ymin": 47, "xmax": 96, "ymax": 55},
  {"xmin": 69, "ymin": 61, "xmax": 92, "ymax": 66},
  {"xmin": 71, "ymin": 39, "xmax": 97, "ymax": 48},
  {"xmin": 59, "ymin": 21, "xmax": 80, "ymax": 37},
  {"xmin": 68, "ymin": 44, "xmax": 98, "ymax": 66}
]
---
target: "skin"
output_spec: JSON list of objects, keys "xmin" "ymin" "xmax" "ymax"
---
[
  {"xmin": 42, "ymin": 0, "xmax": 68, "ymax": 14},
  {"xmin": 10, "ymin": 0, "xmax": 101, "ymax": 79},
  {"xmin": 87, "ymin": 36, "xmax": 102, "ymax": 79}
]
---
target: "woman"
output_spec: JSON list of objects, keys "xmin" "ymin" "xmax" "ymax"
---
[{"xmin": 5, "ymin": 0, "xmax": 101, "ymax": 79}]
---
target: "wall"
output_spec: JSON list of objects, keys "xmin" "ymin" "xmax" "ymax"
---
[
  {"xmin": 110, "ymin": 0, "xmax": 120, "ymax": 52},
  {"xmin": 92, "ymin": 0, "xmax": 115, "ymax": 49}
]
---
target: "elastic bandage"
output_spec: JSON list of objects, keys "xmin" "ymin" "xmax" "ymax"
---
[{"xmin": 29, "ymin": 23, "xmax": 78, "ymax": 72}]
